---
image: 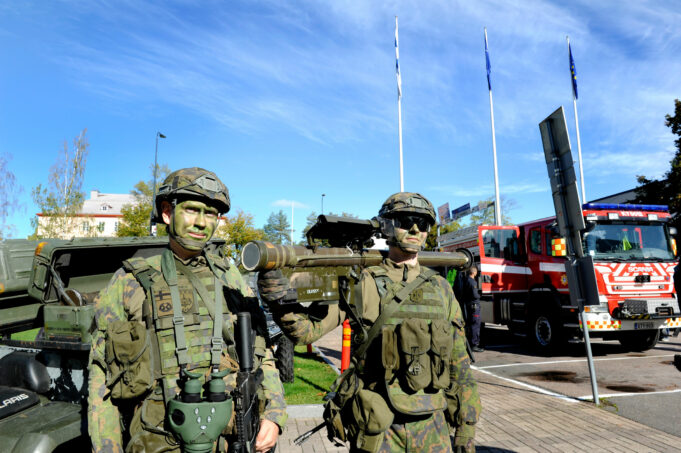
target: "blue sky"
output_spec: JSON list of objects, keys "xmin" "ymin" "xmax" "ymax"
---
[{"xmin": 2, "ymin": 0, "xmax": 680, "ymax": 240}]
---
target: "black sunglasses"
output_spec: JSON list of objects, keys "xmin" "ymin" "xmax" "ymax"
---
[{"xmin": 391, "ymin": 215, "xmax": 432, "ymax": 231}]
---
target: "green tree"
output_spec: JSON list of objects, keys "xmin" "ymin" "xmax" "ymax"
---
[
  {"xmin": 467, "ymin": 197, "xmax": 515, "ymax": 226},
  {"xmin": 0, "ymin": 154, "xmax": 22, "ymax": 239},
  {"xmin": 117, "ymin": 164, "xmax": 171, "ymax": 237},
  {"xmin": 426, "ymin": 220, "xmax": 462, "ymax": 251},
  {"xmin": 214, "ymin": 209, "xmax": 264, "ymax": 261},
  {"xmin": 31, "ymin": 129, "xmax": 93, "ymax": 239},
  {"xmin": 263, "ymin": 210, "xmax": 291, "ymax": 244},
  {"xmin": 635, "ymin": 99, "xmax": 681, "ymax": 232}
]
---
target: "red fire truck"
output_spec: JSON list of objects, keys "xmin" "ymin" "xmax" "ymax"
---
[{"xmin": 439, "ymin": 203, "xmax": 679, "ymax": 352}]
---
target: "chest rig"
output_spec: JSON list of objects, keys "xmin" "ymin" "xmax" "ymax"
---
[
  {"xmin": 362, "ymin": 265, "xmax": 454, "ymax": 415},
  {"xmin": 123, "ymin": 249, "xmax": 239, "ymax": 404}
]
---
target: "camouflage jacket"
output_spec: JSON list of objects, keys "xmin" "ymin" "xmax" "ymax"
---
[
  {"xmin": 274, "ymin": 258, "xmax": 480, "ymax": 442},
  {"xmin": 87, "ymin": 250, "xmax": 287, "ymax": 452}
]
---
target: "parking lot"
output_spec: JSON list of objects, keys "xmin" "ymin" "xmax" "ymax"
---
[{"xmin": 474, "ymin": 325, "xmax": 681, "ymax": 437}]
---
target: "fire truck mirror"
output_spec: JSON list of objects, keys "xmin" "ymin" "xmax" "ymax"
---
[{"xmin": 669, "ymin": 227, "xmax": 677, "ymax": 237}]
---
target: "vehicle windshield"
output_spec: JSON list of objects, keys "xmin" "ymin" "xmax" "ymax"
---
[{"xmin": 583, "ymin": 221, "xmax": 675, "ymax": 261}]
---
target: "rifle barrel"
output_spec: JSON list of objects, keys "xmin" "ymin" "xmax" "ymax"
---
[{"xmin": 241, "ymin": 241, "xmax": 472, "ymax": 272}]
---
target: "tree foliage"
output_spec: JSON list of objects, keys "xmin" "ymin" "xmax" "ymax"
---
[
  {"xmin": 214, "ymin": 209, "xmax": 264, "ymax": 262},
  {"xmin": 467, "ymin": 197, "xmax": 515, "ymax": 226},
  {"xmin": 0, "ymin": 154, "xmax": 22, "ymax": 239},
  {"xmin": 263, "ymin": 210, "xmax": 291, "ymax": 244},
  {"xmin": 635, "ymin": 99, "xmax": 681, "ymax": 232},
  {"xmin": 31, "ymin": 129, "xmax": 92, "ymax": 239},
  {"xmin": 426, "ymin": 220, "xmax": 461, "ymax": 251},
  {"xmin": 117, "ymin": 164, "xmax": 171, "ymax": 237}
]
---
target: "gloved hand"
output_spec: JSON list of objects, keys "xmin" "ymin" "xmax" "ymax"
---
[
  {"xmin": 257, "ymin": 270, "xmax": 290, "ymax": 303},
  {"xmin": 452, "ymin": 435, "xmax": 475, "ymax": 453}
]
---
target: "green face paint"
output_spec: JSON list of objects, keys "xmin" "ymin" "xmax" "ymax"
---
[
  {"xmin": 169, "ymin": 200, "xmax": 219, "ymax": 251},
  {"xmin": 392, "ymin": 223, "xmax": 428, "ymax": 253}
]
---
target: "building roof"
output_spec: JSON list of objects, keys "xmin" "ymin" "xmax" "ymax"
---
[{"xmin": 80, "ymin": 190, "xmax": 137, "ymax": 215}]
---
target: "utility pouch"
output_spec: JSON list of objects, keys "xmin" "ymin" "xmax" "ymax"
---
[
  {"xmin": 430, "ymin": 319, "xmax": 454, "ymax": 390},
  {"xmin": 105, "ymin": 321, "xmax": 153, "ymax": 399},
  {"xmin": 346, "ymin": 389, "xmax": 393, "ymax": 453},
  {"xmin": 398, "ymin": 318, "xmax": 431, "ymax": 392}
]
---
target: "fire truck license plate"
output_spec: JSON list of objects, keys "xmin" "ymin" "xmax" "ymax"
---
[{"xmin": 634, "ymin": 322, "xmax": 654, "ymax": 330}]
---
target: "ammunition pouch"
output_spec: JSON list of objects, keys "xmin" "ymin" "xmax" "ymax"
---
[{"xmin": 104, "ymin": 321, "xmax": 154, "ymax": 400}]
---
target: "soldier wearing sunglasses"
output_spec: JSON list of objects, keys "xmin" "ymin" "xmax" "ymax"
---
[{"xmin": 260, "ymin": 192, "xmax": 480, "ymax": 452}]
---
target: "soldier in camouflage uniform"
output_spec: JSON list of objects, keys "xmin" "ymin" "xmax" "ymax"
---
[
  {"xmin": 87, "ymin": 168, "xmax": 286, "ymax": 452},
  {"xmin": 260, "ymin": 192, "xmax": 480, "ymax": 452}
]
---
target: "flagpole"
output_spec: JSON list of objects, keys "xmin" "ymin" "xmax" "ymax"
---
[
  {"xmin": 396, "ymin": 16, "xmax": 404, "ymax": 192},
  {"xmin": 485, "ymin": 28, "xmax": 501, "ymax": 226},
  {"xmin": 568, "ymin": 36, "xmax": 586, "ymax": 203}
]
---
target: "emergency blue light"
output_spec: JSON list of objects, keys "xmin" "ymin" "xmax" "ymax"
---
[{"xmin": 583, "ymin": 203, "xmax": 669, "ymax": 212}]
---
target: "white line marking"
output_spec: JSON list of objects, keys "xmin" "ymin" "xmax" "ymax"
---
[
  {"xmin": 577, "ymin": 389, "xmax": 681, "ymax": 400},
  {"xmin": 477, "ymin": 354, "xmax": 675, "ymax": 369},
  {"xmin": 472, "ymin": 366, "xmax": 579, "ymax": 403}
]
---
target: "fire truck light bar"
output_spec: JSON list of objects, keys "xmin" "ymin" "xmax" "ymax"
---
[{"xmin": 582, "ymin": 203, "xmax": 669, "ymax": 212}]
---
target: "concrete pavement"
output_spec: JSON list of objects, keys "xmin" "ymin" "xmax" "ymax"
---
[{"xmin": 278, "ymin": 327, "xmax": 681, "ymax": 452}]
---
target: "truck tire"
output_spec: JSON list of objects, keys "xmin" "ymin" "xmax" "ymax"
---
[
  {"xmin": 528, "ymin": 308, "xmax": 563, "ymax": 354},
  {"xmin": 618, "ymin": 329, "xmax": 660, "ymax": 352},
  {"xmin": 274, "ymin": 335, "xmax": 295, "ymax": 383}
]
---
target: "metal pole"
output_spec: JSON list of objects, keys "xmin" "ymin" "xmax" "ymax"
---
[
  {"xmin": 485, "ymin": 28, "xmax": 501, "ymax": 226},
  {"xmin": 321, "ymin": 193, "xmax": 325, "ymax": 215},
  {"xmin": 290, "ymin": 203, "xmax": 294, "ymax": 245},
  {"xmin": 567, "ymin": 36, "xmax": 586, "ymax": 203},
  {"xmin": 149, "ymin": 132, "xmax": 165, "ymax": 235},
  {"xmin": 396, "ymin": 16, "xmax": 404, "ymax": 192}
]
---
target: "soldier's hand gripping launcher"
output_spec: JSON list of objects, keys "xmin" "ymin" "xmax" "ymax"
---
[{"xmin": 241, "ymin": 215, "xmax": 473, "ymax": 303}]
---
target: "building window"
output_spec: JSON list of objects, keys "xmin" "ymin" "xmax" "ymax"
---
[
  {"xmin": 98, "ymin": 222, "xmax": 105, "ymax": 233},
  {"xmin": 83, "ymin": 222, "xmax": 90, "ymax": 233},
  {"xmin": 114, "ymin": 221, "xmax": 119, "ymax": 232}
]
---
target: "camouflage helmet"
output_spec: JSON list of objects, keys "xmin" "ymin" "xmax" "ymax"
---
[
  {"xmin": 152, "ymin": 167, "xmax": 230, "ymax": 222},
  {"xmin": 378, "ymin": 192, "xmax": 436, "ymax": 224}
]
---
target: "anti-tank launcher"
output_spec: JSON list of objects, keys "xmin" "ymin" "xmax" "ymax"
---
[{"xmin": 241, "ymin": 215, "xmax": 473, "ymax": 304}]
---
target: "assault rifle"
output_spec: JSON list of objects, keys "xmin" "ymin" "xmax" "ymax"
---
[
  {"xmin": 230, "ymin": 312, "xmax": 274, "ymax": 453},
  {"xmin": 241, "ymin": 215, "xmax": 473, "ymax": 304}
]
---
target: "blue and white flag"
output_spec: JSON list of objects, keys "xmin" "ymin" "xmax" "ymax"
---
[
  {"xmin": 395, "ymin": 16, "xmax": 402, "ymax": 98},
  {"xmin": 569, "ymin": 42, "xmax": 578, "ymax": 99},
  {"xmin": 484, "ymin": 29, "xmax": 491, "ymax": 91}
]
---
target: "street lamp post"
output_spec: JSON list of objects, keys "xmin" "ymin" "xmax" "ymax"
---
[
  {"xmin": 321, "ymin": 193, "xmax": 326, "ymax": 215},
  {"xmin": 149, "ymin": 132, "xmax": 166, "ymax": 235}
]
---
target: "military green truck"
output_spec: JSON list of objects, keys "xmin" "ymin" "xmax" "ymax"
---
[{"xmin": 0, "ymin": 237, "xmax": 294, "ymax": 452}]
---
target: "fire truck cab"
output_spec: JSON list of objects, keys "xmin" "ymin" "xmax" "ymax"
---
[{"xmin": 441, "ymin": 203, "xmax": 679, "ymax": 352}]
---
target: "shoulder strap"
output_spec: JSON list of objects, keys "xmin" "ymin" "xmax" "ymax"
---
[{"xmin": 353, "ymin": 268, "xmax": 437, "ymax": 361}]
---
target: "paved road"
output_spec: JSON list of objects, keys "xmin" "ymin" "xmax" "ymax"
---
[{"xmin": 475, "ymin": 324, "xmax": 681, "ymax": 436}]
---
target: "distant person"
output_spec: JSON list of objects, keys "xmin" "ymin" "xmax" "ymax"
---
[{"xmin": 462, "ymin": 266, "xmax": 483, "ymax": 352}]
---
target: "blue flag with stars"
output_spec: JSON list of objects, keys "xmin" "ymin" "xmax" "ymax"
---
[{"xmin": 569, "ymin": 42, "xmax": 578, "ymax": 99}]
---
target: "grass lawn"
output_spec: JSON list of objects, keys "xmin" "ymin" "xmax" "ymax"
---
[{"xmin": 283, "ymin": 346, "xmax": 338, "ymax": 405}]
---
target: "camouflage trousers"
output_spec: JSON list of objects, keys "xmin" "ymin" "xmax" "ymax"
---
[{"xmin": 350, "ymin": 410, "xmax": 455, "ymax": 453}]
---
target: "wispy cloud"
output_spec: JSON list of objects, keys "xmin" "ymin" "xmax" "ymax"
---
[
  {"xmin": 429, "ymin": 181, "xmax": 546, "ymax": 198},
  {"xmin": 272, "ymin": 199, "xmax": 309, "ymax": 209}
]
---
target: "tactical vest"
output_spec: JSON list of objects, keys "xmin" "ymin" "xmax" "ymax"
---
[
  {"xmin": 363, "ymin": 265, "xmax": 454, "ymax": 416},
  {"xmin": 118, "ymin": 249, "xmax": 266, "ymax": 451}
]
